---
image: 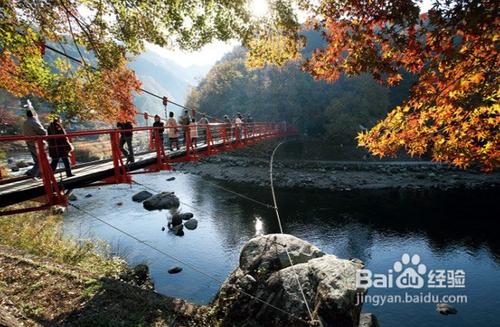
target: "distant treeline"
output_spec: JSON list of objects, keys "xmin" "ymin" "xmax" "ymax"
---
[{"xmin": 186, "ymin": 31, "xmax": 415, "ymax": 146}]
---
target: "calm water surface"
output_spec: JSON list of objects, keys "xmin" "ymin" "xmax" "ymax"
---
[{"xmin": 63, "ymin": 171, "xmax": 499, "ymax": 327}]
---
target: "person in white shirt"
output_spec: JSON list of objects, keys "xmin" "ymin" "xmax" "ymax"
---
[
  {"xmin": 234, "ymin": 113, "xmax": 243, "ymax": 140},
  {"xmin": 189, "ymin": 118, "xmax": 199, "ymax": 148},
  {"xmin": 166, "ymin": 112, "xmax": 179, "ymax": 151}
]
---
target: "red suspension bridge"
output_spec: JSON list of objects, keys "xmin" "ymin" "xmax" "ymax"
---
[{"xmin": 0, "ymin": 122, "xmax": 297, "ymax": 215}]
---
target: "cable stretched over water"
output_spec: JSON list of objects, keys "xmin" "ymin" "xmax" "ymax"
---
[
  {"xmin": 68, "ymin": 202, "xmax": 310, "ymax": 325},
  {"xmin": 269, "ymin": 141, "xmax": 316, "ymax": 324},
  {"xmin": 195, "ymin": 178, "xmax": 276, "ymax": 209}
]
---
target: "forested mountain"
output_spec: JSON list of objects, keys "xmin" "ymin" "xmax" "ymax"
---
[
  {"xmin": 186, "ymin": 31, "xmax": 414, "ymax": 145},
  {"xmin": 0, "ymin": 46, "xmax": 210, "ymax": 132},
  {"xmin": 130, "ymin": 51, "xmax": 211, "ymax": 118}
]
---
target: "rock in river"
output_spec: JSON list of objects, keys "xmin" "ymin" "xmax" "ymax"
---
[
  {"xmin": 143, "ymin": 192, "xmax": 180, "ymax": 211},
  {"xmin": 436, "ymin": 303, "xmax": 458, "ymax": 315},
  {"xmin": 168, "ymin": 223, "xmax": 184, "ymax": 236},
  {"xmin": 173, "ymin": 212, "xmax": 194, "ymax": 221},
  {"xmin": 170, "ymin": 214, "xmax": 183, "ymax": 227},
  {"xmin": 166, "ymin": 177, "xmax": 176, "ymax": 181},
  {"xmin": 168, "ymin": 266, "xmax": 183, "ymax": 274},
  {"xmin": 211, "ymin": 234, "xmax": 367, "ymax": 327},
  {"xmin": 184, "ymin": 218, "xmax": 198, "ymax": 230},
  {"xmin": 359, "ymin": 313, "xmax": 380, "ymax": 327},
  {"xmin": 132, "ymin": 190, "xmax": 153, "ymax": 202}
]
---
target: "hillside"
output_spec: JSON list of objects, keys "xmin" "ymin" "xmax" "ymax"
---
[
  {"xmin": 0, "ymin": 46, "xmax": 210, "ymax": 129},
  {"xmin": 129, "ymin": 51, "xmax": 211, "ymax": 118},
  {"xmin": 186, "ymin": 31, "xmax": 414, "ymax": 145}
]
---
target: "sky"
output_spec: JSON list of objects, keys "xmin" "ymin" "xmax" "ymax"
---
[
  {"xmin": 146, "ymin": 41, "xmax": 238, "ymax": 68},
  {"xmin": 148, "ymin": 0, "xmax": 434, "ymax": 68}
]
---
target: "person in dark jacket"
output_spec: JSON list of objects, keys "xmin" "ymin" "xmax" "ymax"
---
[
  {"xmin": 152, "ymin": 115, "xmax": 165, "ymax": 153},
  {"xmin": 117, "ymin": 121, "xmax": 134, "ymax": 163},
  {"xmin": 47, "ymin": 116, "xmax": 74, "ymax": 177},
  {"xmin": 179, "ymin": 109, "xmax": 191, "ymax": 146},
  {"xmin": 223, "ymin": 114, "xmax": 232, "ymax": 140}
]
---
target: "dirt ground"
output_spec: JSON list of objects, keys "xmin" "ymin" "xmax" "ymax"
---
[{"xmin": 0, "ymin": 246, "xmax": 209, "ymax": 327}]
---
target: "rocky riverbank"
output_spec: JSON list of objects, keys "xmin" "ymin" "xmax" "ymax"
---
[{"xmin": 174, "ymin": 155, "xmax": 499, "ymax": 191}]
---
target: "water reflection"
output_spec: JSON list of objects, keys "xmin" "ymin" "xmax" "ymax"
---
[
  {"xmin": 254, "ymin": 216, "xmax": 264, "ymax": 236},
  {"xmin": 63, "ymin": 171, "xmax": 500, "ymax": 327}
]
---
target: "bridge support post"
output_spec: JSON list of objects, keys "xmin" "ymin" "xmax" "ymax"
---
[
  {"xmin": 203, "ymin": 124, "xmax": 218, "ymax": 156},
  {"xmin": 36, "ymin": 138, "xmax": 67, "ymax": 208},
  {"xmin": 154, "ymin": 129, "xmax": 171, "ymax": 170},
  {"xmin": 110, "ymin": 131, "xmax": 131, "ymax": 184}
]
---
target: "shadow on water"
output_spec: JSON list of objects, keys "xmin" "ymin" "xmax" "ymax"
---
[{"xmin": 203, "ymin": 181, "xmax": 500, "ymax": 263}]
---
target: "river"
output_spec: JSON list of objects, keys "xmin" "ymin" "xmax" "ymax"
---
[{"xmin": 63, "ymin": 170, "xmax": 499, "ymax": 327}]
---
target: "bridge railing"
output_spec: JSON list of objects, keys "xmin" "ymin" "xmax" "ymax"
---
[
  {"xmin": 0, "ymin": 121, "xmax": 295, "ymax": 214},
  {"xmin": 0, "ymin": 121, "xmax": 293, "ymax": 182}
]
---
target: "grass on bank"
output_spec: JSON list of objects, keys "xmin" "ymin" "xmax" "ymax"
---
[
  {"xmin": 0, "ymin": 203, "xmax": 125, "ymax": 277},
  {"xmin": 0, "ymin": 203, "xmax": 213, "ymax": 326}
]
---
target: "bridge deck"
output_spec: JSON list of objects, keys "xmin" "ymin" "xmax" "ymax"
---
[{"xmin": 0, "ymin": 135, "xmax": 260, "ymax": 208}]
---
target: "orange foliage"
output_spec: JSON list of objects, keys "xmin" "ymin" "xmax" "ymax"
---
[
  {"xmin": 90, "ymin": 60, "xmax": 143, "ymax": 123},
  {"xmin": 303, "ymin": 0, "xmax": 499, "ymax": 170}
]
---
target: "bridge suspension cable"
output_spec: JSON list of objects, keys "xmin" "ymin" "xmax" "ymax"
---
[{"xmin": 269, "ymin": 141, "xmax": 316, "ymax": 325}]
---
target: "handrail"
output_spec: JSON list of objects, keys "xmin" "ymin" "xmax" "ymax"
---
[{"xmin": 0, "ymin": 122, "xmax": 285, "ymax": 142}]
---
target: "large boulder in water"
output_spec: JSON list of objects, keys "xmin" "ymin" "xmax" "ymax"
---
[
  {"xmin": 359, "ymin": 313, "xmax": 380, "ymax": 327},
  {"xmin": 211, "ymin": 234, "xmax": 366, "ymax": 327},
  {"xmin": 143, "ymin": 192, "xmax": 180, "ymax": 211}
]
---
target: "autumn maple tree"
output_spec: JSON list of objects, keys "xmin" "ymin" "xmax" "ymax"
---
[
  {"xmin": 2, "ymin": 0, "xmax": 498, "ymax": 169},
  {"xmin": 0, "ymin": 0, "xmax": 253, "ymax": 123},
  {"xmin": 247, "ymin": 0, "xmax": 499, "ymax": 170}
]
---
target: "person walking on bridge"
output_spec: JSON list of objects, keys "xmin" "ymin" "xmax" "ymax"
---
[
  {"xmin": 179, "ymin": 109, "xmax": 191, "ymax": 147},
  {"xmin": 117, "ymin": 121, "xmax": 134, "ymax": 164},
  {"xmin": 189, "ymin": 118, "xmax": 199, "ymax": 148},
  {"xmin": 234, "ymin": 113, "xmax": 243, "ymax": 140},
  {"xmin": 198, "ymin": 114, "xmax": 209, "ymax": 144},
  {"xmin": 223, "ymin": 115, "xmax": 232, "ymax": 140},
  {"xmin": 47, "ymin": 116, "xmax": 74, "ymax": 178},
  {"xmin": 152, "ymin": 114, "xmax": 165, "ymax": 153},
  {"xmin": 22, "ymin": 108, "xmax": 46, "ymax": 177},
  {"xmin": 166, "ymin": 112, "xmax": 180, "ymax": 151}
]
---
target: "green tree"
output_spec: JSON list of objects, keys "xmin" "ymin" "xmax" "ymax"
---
[
  {"xmin": 186, "ymin": 38, "xmax": 399, "ymax": 143},
  {"xmin": 324, "ymin": 75, "xmax": 390, "ymax": 145}
]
